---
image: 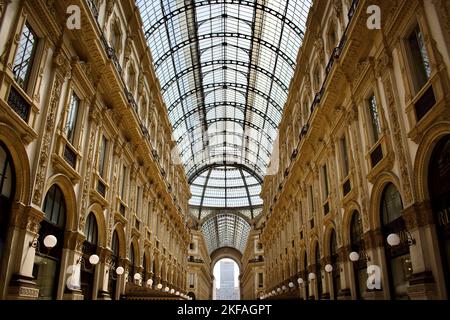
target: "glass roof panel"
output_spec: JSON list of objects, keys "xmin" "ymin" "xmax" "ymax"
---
[
  {"xmin": 200, "ymin": 213, "xmax": 252, "ymax": 254},
  {"xmin": 137, "ymin": 0, "xmax": 312, "ymax": 217}
]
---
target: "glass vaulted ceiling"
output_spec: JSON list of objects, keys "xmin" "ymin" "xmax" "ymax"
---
[{"xmin": 137, "ymin": 0, "xmax": 312, "ymax": 251}]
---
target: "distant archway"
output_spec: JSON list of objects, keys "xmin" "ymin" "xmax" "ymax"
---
[{"xmin": 212, "ymin": 258, "xmax": 240, "ymax": 300}]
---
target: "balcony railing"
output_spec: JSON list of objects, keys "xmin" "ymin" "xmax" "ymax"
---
[{"xmin": 7, "ymin": 86, "xmax": 30, "ymax": 122}]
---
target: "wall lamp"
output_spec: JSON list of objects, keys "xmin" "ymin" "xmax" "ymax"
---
[
  {"xmin": 325, "ymin": 264, "xmax": 333, "ymax": 273},
  {"xmin": 116, "ymin": 266, "xmax": 124, "ymax": 275},
  {"xmin": 349, "ymin": 250, "xmax": 370, "ymax": 262},
  {"xmin": 387, "ymin": 231, "xmax": 415, "ymax": 247}
]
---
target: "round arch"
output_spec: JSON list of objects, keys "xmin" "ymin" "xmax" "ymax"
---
[
  {"xmin": 413, "ymin": 122, "xmax": 450, "ymax": 202},
  {"xmin": 0, "ymin": 122, "xmax": 31, "ymax": 204},
  {"xmin": 44, "ymin": 174, "xmax": 77, "ymax": 232},
  {"xmin": 85, "ymin": 203, "xmax": 107, "ymax": 247},
  {"xmin": 112, "ymin": 223, "xmax": 126, "ymax": 258},
  {"xmin": 129, "ymin": 237, "xmax": 140, "ymax": 266},
  {"xmin": 369, "ymin": 172, "xmax": 402, "ymax": 230},
  {"xmin": 342, "ymin": 201, "xmax": 363, "ymax": 246},
  {"xmin": 210, "ymin": 247, "xmax": 243, "ymax": 271},
  {"xmin": 322, "ymin": 220, "xmax": 338, "ymax": 258}
]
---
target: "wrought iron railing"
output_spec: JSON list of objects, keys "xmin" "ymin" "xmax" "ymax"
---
[{"xmin": 7, "ymin": 86, "xmax": 30, "ymax": 122}]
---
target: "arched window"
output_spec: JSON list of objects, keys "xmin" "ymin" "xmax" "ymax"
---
[
  {"xmin": 143, "ymin": 253, "xmax": 148, "ymax": 283},
  {"xmin": 129, "ymin": 243, "xmax": 136, "ymax": 282},
  {"xmin": 330, "ymin": 229, "xmax": 340, "ymax": 300},
  {"xmin": 303, "ymin": 251, "xmax": 308, "ymax": 300},
  {"xmin": 0, "ymin": 143, "xmax": 14, "ymax": 263},
  {"xmin": 34, "ymin": 185, "xmax": 67, "ymax": 300},
  {"xmin": 428, "ymin": 135, "xmax": 450, "ymax": 297},
  {"xmin": 314, "ymin": 243, "xmax": 322, "ymax": 300},
  {"xmin": 350, "ymin": 211, "xmax": 366, "ymax": 299},
  {"xmin": 381, "ymin": 183, "xmax": 412, "ymax": 300},
  {"xmin": 109, "ymin": 230, "xmax": 120, "ymax": 300},
  {"xmin": 85, "ymin": 213, "xmax": 98, "ymax": 245},
  {"xmin": 81, "ymin": 213, "xmax": 98, "ymax": 300}
]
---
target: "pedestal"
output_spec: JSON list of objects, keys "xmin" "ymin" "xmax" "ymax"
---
[{"xmin": 6, "ymin": 274, "xmax": 39, "ymax": 300}]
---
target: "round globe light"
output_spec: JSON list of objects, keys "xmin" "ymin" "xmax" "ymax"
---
[
  {"xmin": 164, "ymin": 286, "xmax": 170, "ymax": 292},
  {"xmin": 89, "ymin": 254, "xmax": 100, "ymax": 265},
  {"xmin": 157, "ymin": 283, "xmax": 163, "ymax": 290},
  {"xmin": 387, "ymin": 233, "xmax": 401, "ymax": 247},
  {"xmin": 176, "ymin": 291, "xmax": 180, "ymax": 296},
  {"xmin": 289, "ymin": 282, "xmax": 294, "ymax": 288},
  {"xmin": 282, "ymin": 285, "xmax": 287, "ymax": 291},
  {"xmin": 308, "ymin": 272, "xmax": 316, "ymax": 280},
  {"xmin": 349, "ymin": 251, "xmax": 360, "ymax": 262},
  {"xmin": 147, "ymin": 279, "xmax": 153, "ymax": 287},
  {"xmin": 325, "ymin": 264, "xmax": 333, "ymax": 273},
  {"xmin": 116, "ymin": 266, "xmax": 124, "ymax": 275},
  {"xmin": 297, "ymin": 278, "xmax": 304, "ymax": 285},
  {"xmin": 134, "ymin": 273, "xmax": 141, "ymax": 281},
  {"xmin": 43, "ymin": 235, "xmax": 57, "ymax": 249},
  {"xmin": 272, "ymin": 290, "xmax": 276, "ymax": 295},
  {"xmin": 170, "ymin": 289, "xmax": 175, "ymax": 294},
  {"xmin": 277, "ymin": 287, "xmax": 281, "ymax": 293}
]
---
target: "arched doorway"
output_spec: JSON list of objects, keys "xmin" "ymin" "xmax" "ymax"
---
[
  {"xmin": 313, "ymin": 242, "xmax": 322, "ymax": 300},
  {"xmin": 81, "ymin": 212, "xmax": 99, "ymax": 300},
  {"xmin": 129, "ymin": 243, "xmax": 136, "ymax": 283},
  {"xmin": 329, "ymin": 229, "xmax": 340, "ymax": 300},
  {"xmin": 303, "ymin": 251, "xmax": 308, "ymax": 300},
  {"xmin": 109, "ymin": 230, "xmax": 120, "ymax": 300},
  {"xmin": 213, "ymin": 258, "xmax": 240, "ymax": 300},
  {"xmin": 33, "ymin": 185, "xmax": 66, "ymax": 299},
  {"xmin": 380, "ymin": 183, "xmax": 412, "ymax": 300},
  {"xmin": 350, "ymin": 210, "xmax": 366, "ymax": 299},
  {"xmin": 0, "ymin": 143, "xmax": 14, "ymax": 266},
  {"xmin": 428, "ymin": 135, "xmax": 450, "ymax": 296}
]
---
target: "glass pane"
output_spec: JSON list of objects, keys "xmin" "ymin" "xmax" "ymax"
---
[
  {"xmin": 408, "ymin": 25, "xmax": 431, "ymax": 92},
  {"xmin": 368, "ymin": 95, "xmax": 381, "ymax": 143},
  {"xmin": 65, "ymin": 93, "xmax": 80, "ymax": 144},
  {"xmin": 136, "ymin": 0, "xmax": 313, "ymax": 194},
  {"xmin": 13, "ymin": 23, "xmax": 37, "ymax": 89},
  {"xmin": 33, "ymin": 255, "xmax": 59, "ymax": 300}
]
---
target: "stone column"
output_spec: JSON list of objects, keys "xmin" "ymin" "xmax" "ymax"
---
[
  {"xmin": 6, "ymin": 204, "xmax": 43, "ymax": 300},
  {"xmin": 62, "ymin": 232, "xmax": 85, "ymax": 300},
  {"xmin": 403, "ymin": 202, "xmax": 445, "ymax": 299},
  {"xmin": 363, "ymin": 229, "xmax": 388, "ymax": 300},
  {"xmin": 337, "ymin": 245, "xmax": 352, "ymax": 300},
  {"xmin": 97, "ymin": 247, "xmax": 113, "ymax": 300}
]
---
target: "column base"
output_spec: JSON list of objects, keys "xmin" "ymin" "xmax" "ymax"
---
[
  {"xmin": 407, "ymin": 271, "xmax": 436, "ymax": 300},
  {"xmin": 6, "ymin": 274, "xmax": 39, "ymax": 300},
  {"xmin": 97, "ymin": 290, "xmax": 112, "ymax": 300},
  {"xmin": 320, "ymin": 292, "xmax": 331, "ymax": 300},
  {"xmin": 363, "ymin": 290, "xmax": 385, "ymax": 300},
  {"xmin": 337, "ymin": 288, "xmax": 352, "ymax": 300},
  {"xmin": 63, "ymin": 289, "xmax": 84, "ymax": 300}
]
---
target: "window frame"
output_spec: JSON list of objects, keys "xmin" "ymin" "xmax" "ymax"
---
[
  {"xmin": 340, "ymin": 134, "xmax": 350, "ymax": 179},
  {"xmin": 12, "ymin": 22, "xmax": 39, "ymax": 91},
  {"xmin": 366, "ymin": 93, "xmax": 383, "ymax": 145},
  {"xmin": 404, "ymin": 23, "xmax": 432, "ymax": 95},
  {"xmin": 64, "ymin": 90, "xmax": 81, "ymax": 146},
  {"xmin": 98, "ymin": 134, "xmax": 109, "ymax": 179}
]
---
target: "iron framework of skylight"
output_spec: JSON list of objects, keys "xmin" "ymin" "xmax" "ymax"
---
[{"xmin": 136, "ymin": 0, "xmax": 312, "ymax": 216}]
